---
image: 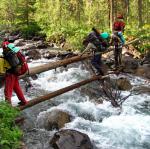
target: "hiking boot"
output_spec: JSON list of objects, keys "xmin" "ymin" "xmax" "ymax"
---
[
  {"xmin": 95, "ymin": 70, "xmax": 104, "ymax": 76},
  {"xmin": 95, "ymin": 71, "xmax": 101, "ymax": 76},
  {"xmin": 18, "ymin": 100, "xmax": 28, "ymax": 106}
]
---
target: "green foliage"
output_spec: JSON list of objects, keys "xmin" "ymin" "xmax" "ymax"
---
[
  {"xmin": 125, "ymin": 24, "xmax": 150, "ymax": 53},
  {"xmin": 0, "ymin": 0, "xmax": 149, "ymax": 51},
  {"xmin": 19, "ymin": 23, "xmax": 41, "ymax": 39},
  {"xmin": 0, "ymin": 101, "xmax": 22, "ymax": 149}
]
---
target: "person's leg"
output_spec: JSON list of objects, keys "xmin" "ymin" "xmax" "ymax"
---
[
  {"xmin": 118, "ymin": 48, "xmax": 122, "ymax": 66},
  {"xmin": 13, "ymin": 75, "xmax": 28, "ymax": 105},
  {"xmin": 4, "ymin": 74, "xmax": 15, "ymax": 104},
  {"xmin": 91, "ymin": 54, "xmax": 104, "ymax": 75},
  {"xmin": 114, "ymin": 46, "xmax": 119, "ymax": 68}
]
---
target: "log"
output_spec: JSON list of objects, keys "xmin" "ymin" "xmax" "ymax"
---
[
  {"xmin": 20, "ymin": 49, "xmax": 112, "ymax": 78},
  {"xmin": 124, "ymin": 38, "xmax": 140, "ymax": 46},
  {"xmin": 20, "ymin": 38, "xmax": 140, "ymax": 78},
  {"xmin": 19, "ymin": 75, "xmax": 108, "ymax": 110}
]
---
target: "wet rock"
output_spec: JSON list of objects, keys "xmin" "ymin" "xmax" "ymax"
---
[
  {"xmin": 42, "ymin": 51, "xmax": 57, "ymax": 59},
  {"xmin": 20, "ymin": 44, "xmax": 37, "ymax": 51},
  {"xmin": 133, "ymin": 86, "xmax": 150, "ymax": 95},
  {"xmin": 57, "ymin": 51, "xmax": 77, "ymax": 59},
  {"xmin": 37, "ymin": 110, "xmax": 71, "ymax": 130},
  {"xmin": 35, "ymin": 40, "xmax": 48, "ymax": 49},
  {"xmin": 141, "ymin": 50, "xmax": 150, "ymax": 64},
  {"xmin": 80, "ymin": 81, "xmax": 104, "ymax": 99},
  {"xmin": 26, "ymin": 49, "xmax": 41, "ymax": 60},
  {"xmin": 135, "ymin": 64, "xmax": 150, "ymax": 79},
  {"xmin": 122, "ymin": 45, "xmax": 141, "ymax": 58},
  {"xmin": 105, "ymin": 77, "xmax": 132, "ymax": 91},
  {"xmin": 14, "ymin": 38, "xmax": 25, "ymax": 46},
  {"xmin": 116, "ymin": 77, "xmax": 132, "ymax": 90},
  {"xmin": 32, "ymin": 34, "xmax": 46, "ymax": 41},
  {"xmin": 122, "ymin": 56, "xmax": 139, "ymax": 73},
  {"xmin": 49, "ymin": 129, "xmax": 94, "ymax": 149}
]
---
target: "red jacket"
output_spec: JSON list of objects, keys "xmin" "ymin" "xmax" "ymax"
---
[{"xmin": 113, "ymin": 20, "xmax": 125, "ymax": 32}]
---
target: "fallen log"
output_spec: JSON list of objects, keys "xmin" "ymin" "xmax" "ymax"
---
[
  {"xmin": 19, "ymin": 75, "xmax": 108, "ymax": 110},
  {"xmin": 20, "ymin": 38, "xmax": 140, "ymax": 78},
  {"xmin": 124, "ymin": 38, "xmax": 140, "ymax": 46},
  {"xmin": 20, "ymin": 49, "xmax": 112, "ymax": 78}
]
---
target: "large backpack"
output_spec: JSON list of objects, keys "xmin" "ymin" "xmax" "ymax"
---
[
  {"xmin": 0, "ymin": 57, "xmax": 11, "ymax": 74},
  {"xmin": 3, "ymin": 44, "xmax": 28, "ymax": 76},
  {"xmin": 15, "ymin": 51, "xmax": 29, "ymax": 76},
  {"xmin": 83, "ymin": 31, "xmax": 102, "ymax": 51}
]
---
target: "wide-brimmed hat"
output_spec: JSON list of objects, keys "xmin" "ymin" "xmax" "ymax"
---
[{"xmin": 7, "ymin": 43, "xmax": 20, "ymax": 53}]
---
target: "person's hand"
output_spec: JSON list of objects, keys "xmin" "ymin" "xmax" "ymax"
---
[
  {"xmin": 79, "ymin": 53, "xmax": 83, "ymax": 57},
  {"xmin": 109, "ymin": 46, "xmax": 114, "ymax": 49}
]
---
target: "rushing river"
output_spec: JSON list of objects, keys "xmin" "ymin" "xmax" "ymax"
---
[{"xmin": 0, "ymin": 57, "xmax": 150, "ymax": 149}]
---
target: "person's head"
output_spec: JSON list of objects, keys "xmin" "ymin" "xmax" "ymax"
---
[{"xmin": 92, "ymin": 27, "xmax": 101, "ymax": 34}]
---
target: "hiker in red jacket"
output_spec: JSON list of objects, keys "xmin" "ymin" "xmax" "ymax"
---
[
  {"xmin": 3, "ymin": 43, "xmax": 28, "ymax": 106},
  {"xmin": 112, "ymin": 14, "xmax": 125, "ymax": 69}
]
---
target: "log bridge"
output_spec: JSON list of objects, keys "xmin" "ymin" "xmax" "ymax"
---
[{"xmin": 17, "ymin": 38, "xmax": 139, "ymax": 110}]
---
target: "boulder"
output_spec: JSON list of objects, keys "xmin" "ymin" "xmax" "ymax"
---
[
  {"xmin": 14, "ymin": 39, "xmax": 25, "ymax": 46},
  {"xmin": 133, "ymin": 86, "xmax": 150, "ymax": 95},
  {"xmin": 135, "ymin": 64, "xmax": 150, "ymax": 79},
  {"xmin": 122, "ymin": 56, "xmax": 139, "ymax": 73},
  {"xmin": 105, "ymin": 77, "xmax": 132, "ymax": 91},
  {"xmin": 35, "ymin": 40, "xmax": 48, "ymax": 49},
  {"xmin": 122, "ymin": 45, "xmax": 141, "ymax": 58},
  {"xmin": 26, "ymin": 49, "xmax": 41, "ymax": 60},
  {"xmin": 49, "ymin": 129, "xmax": 94, "ymax": 149},
  {"xmin": 116, "ymin": 77, "xmax": 132, "ymax": 90},
  {"xmin": 42, "ymin": 51, "xmax": 56, "ymax": 59},
  {"xmin": 37, "ymin": 109, "xmax": 71, "ymax": 130},
  {"xmin": 141, "ymin": 50, "xmax": 150, "ymax": 64}
]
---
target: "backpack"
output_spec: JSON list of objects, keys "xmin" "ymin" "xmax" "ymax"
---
[
  {"xmin": 0, "ymin": 57, "xmax": 11, "ymax": 74},
  {"xmin": 15, "ymin": 52, "xmax": 29, "ymax": 76},
  {"xmin": 83, "ymin": 32, "xmax": 102, "ymax": 51},
  {"xmin": 3, "ymin": 44, "xmax": 29, "ymax": 76},
  {"xmin": 3, "ymin": 50, "xmax": 20, "ymax": 68}
]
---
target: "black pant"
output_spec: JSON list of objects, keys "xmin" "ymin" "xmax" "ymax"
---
[
  {"xmin": 114, "ymin": 46, "xmax": 122, "ymax": 68},
  {"xmin": 91, "ymin": 54, "xmax": 104, "ymax": 75}
]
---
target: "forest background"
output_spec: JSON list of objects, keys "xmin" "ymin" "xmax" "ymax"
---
[{"xmin": 0, "ymin": 0, "xmax": 149, "ymax": 52}]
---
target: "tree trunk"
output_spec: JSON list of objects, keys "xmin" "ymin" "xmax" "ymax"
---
[
  {"xmin": 20, "ymin": 48, "xmax": 114, "ymax": 78},
  {"xmin": 19, "ymin": 75, "xmax": 108, "ymax": 110},
  {"xmin": 138, "ymin": 0, "xmax": 143, "ymax": 27},
  {"xmin": 109, "ymin": 0, "xmax": 115, "ymax": 31}
]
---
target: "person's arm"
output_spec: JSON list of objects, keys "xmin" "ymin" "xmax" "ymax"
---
[{"xmin": 80, "ymin": 43, "xmax": 96, "ymax": 56}]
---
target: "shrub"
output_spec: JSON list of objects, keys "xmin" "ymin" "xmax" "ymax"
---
[{"xmin": 0, "ymin": 101, "xmax": 22, "ymax": 149}]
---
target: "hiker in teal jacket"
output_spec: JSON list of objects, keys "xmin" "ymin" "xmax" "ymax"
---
[{"xmin": 82, "ymin": 28, "xmax": 110, "ymax": 75}]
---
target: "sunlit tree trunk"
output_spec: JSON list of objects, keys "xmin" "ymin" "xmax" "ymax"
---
[
  {"xmin": 25, "ymin": 0, "xmax": 29, "ymax": 26},
  {"xmin": 138, "ymin": 0, "xmax": 143, "ymax": 27},
  {"xmin": 109, "ymin": 0, "xmax": 115, "ymax": 31}
]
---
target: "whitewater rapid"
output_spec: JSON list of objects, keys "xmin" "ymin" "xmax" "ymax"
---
[{"xmin": 0, "ymin": 58, "xmax": 150, "ymax": 149}]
